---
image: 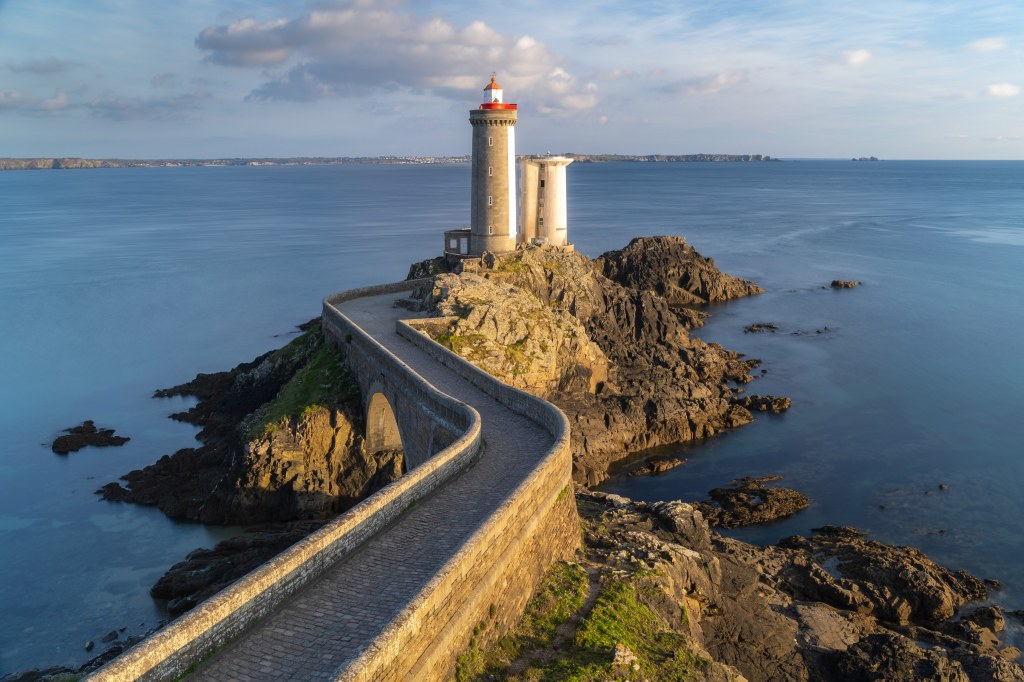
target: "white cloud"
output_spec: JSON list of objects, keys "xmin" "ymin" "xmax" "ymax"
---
[
  {"xmin": 670, "ymin": 70, "xmax": 749, "ymax": 96},
  {"xmin": 987, "ymin": 83, "xmax": 1020, "ymax": 97},
  {"xmin": 0, "ymin": 89, "xmax": 70, "ymax": 112},
  {"xmin": 195, "ymin": 0, "xmax": 596, "ymax": 115},
  {"xmin": 967, "ymin": 37, "xmax": 1007, "ymax": 52},
  {"xmin": 842, "ymin": 49, "xmax": 872, "ymax": 67}
]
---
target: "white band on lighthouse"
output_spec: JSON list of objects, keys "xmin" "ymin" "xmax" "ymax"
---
[{"xmin": 507, "ymin": 125, "xmax": 516, "ymax": 240}]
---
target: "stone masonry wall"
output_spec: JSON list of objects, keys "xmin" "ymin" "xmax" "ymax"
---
[
  {"xmin": 342, "ymin": 320, "xmax": 580, "ymax": 681},
  {"xmin": 88, "ymin": 279, "xmax": 579, "ymax": 682},
  {"xmin": 87, "ymin": 281, "xmax": 481, "ymax": 682}
]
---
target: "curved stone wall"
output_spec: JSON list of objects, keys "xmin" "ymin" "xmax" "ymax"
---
[
  {"xmin": 88, "ymin": 280, "xmax": 481, "ymax": 682},
  {"xmin": 330, "ymin": 319, "xmax": 578, "ymax": 680},
  {"xmin": 89, "ymin": 278, "xmax": 579, "ymax": 681}
]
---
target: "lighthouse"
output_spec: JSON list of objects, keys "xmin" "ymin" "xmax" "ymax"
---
[{"xmin": 468, "ymin": 76, "xmax": 517, "ymax": 255}]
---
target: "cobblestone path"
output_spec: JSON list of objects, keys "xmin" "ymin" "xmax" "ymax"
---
[{"xmin": 190, "ymin": 292, "xmax": 554, "ymax": 681}]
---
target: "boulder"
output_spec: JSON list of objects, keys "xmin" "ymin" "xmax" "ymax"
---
[
  {"xmin": 697, "ymin": 475, "xmax": 810, "ymax": 527},
  {"xmin": 52, "ymin": 421, "xmax": 129, "ymax": 454}
]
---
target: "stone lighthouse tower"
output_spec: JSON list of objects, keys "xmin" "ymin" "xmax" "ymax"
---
[{"xmin": 468, "ymin": 76, "xmax": 517, "ymax": 255}]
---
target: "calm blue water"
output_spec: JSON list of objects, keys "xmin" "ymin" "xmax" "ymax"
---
[{"xmin": 1, "ymin": 161, "xmax": 1022, "ymax": 672}]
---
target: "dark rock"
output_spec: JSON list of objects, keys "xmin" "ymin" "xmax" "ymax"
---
[
  {"xmin": 571, "ymin": 490, "xmax": 1023, "ymax": 682},
  {"xmin": 744, "ymin": 322, "xmax": 778, "ymax": 333},
  {"xmin": 830, "ymin": 279, "xmax": 861, "ymax": 288},
  {"xmin": 785, "ymin": 525, "xmax": 990, "ymax": 623},
  {"xmin": 51, "ymin": 420, "xmax": 130, "ymax": 454},
  {"xmin": 97, "ymin": 481, "xmax": 129, "ymax": 501},
  {"xmin": 405, "ymin": 256, "xmax": 449, "ymax": 280},
  {"xmin": 296, "ymin": 317, "xmax": 321, "ymax": 332},
  {"xmin": 965, "ymin": 605, "xmax": 1005, "ymax": 632},
  {"xmin": 730, "ymin": 394, "xmax": 793, "ymax": 414},
  {"xmin": 628, "ymin": 457, "xmax": 683, "ymax": 477},
  {"xmin": 696, "ymin": 475, "xmax": 809, "ymax": 528},
  {"xmin": 834, "ymin": 632, "xmax": 969, "ymax": 681},
  {"xmin": 596, "ymin": 236, "xmax": 764, "ymax": 306},
  {"xmin": 2, "ymin": 666, "xmax": 77, "ymax": 682},
  {"xmin": 939, "ymin": 483, "xmax": 949, "ymax": 491},
  {"xmin": 724, "ymin": 405, "xmax": 754, "ymax": 428},
  {"xmin": 100, "ymin": 630, "xmax": 118, "ymax": 643},
  {"xmin": 84, "ymin": 640, "xmax": 94, "ymax": 652},
  {"xmin": 152, "ymin": 521, "xmax": 326, "ymax": 616}
]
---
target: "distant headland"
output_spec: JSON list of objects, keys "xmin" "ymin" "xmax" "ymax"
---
[{"xmin": 0, "ymin": 152, "xmax": 777, "ymax": 172}]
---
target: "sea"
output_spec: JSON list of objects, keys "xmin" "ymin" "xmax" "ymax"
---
[{"xmin": 0, "ymin": 160, "xmax": 1022, "ymax": 674}]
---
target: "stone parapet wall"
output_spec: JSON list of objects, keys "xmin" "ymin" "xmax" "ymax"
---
[
  {"xmin": 88, "ymin": 280, "xmax": 481, "ymax": 682},
  {"xmin": 88, "ymin": 279, "xmax": 578, "ymax": 682},
  {"xmin": 330, "ymin": 319, "xmax": 579, "ymax": 680},
  {"xmin": 323, "ymin": 279, "xmax": 465, "ymax": 468}
]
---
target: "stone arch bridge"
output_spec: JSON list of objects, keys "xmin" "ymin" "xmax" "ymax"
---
[{"xmin": 88, "ymin": 279, "xmax": 580, "ymax": 681}]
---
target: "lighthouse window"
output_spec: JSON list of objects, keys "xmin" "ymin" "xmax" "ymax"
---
[
  {"xmin": 488, "ymin": 225, "xmax": 494, "ymax": 235},
  {"xmin": 488, "ymin": 166, "xmax": 493, "ymax": 176},
  {"xmin": 488, "ymin": 136, "xmax": 493, "ymax": 146},
  {"xmin": 488, "ymin": 195, "xmax": 493, "ymax": 206},
  {"xmin": 540, "ymin": 180, "xmax": 545, "ymax": 188}
]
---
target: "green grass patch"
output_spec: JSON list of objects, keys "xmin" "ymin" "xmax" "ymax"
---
[
  {"xmin": 268, "ymin": 325, "xmax": 321, "ymax": 362},
  {"xmin": 575, "ymin": 580, "xmax": 707, "ymax": 681},
  {"xmin": 456, "ymin": 561, "xmax": 588, "ymax": 680},
  {"xmin": 245, "ymin": 340, "xmax": 359, "ymax": 439},
  {"xmin": 516, "ymin": 562, "xmax": 588, "ymax": 648},
  {"xmin": 493, "ymin": 254, "xmax": 529, "ymax": 274},
  {"xmin": 435, "ymin": 331, "xmax": 490, "ymax": 361}
]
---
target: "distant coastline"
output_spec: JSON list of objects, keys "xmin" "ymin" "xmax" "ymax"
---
[{"xmin": 0, "ymin": 153, "xmax": 777, "ymax": 171}]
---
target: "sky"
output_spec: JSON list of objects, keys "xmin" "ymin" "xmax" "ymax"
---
[{"xmin": 0, "ymin": 0, "xmax": 1021, "ymax": 159}]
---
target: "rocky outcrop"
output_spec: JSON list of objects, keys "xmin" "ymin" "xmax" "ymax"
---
[
  {"xmin": 151, "ymin": 521, "xmax": 327, "ymax": 615},
  {"xmin": 777, "ymin": 525, "xmax": 992, "ymax": 623},
  {"xmin": 230, "ymin": 409, "xmax": 403, "ymax": 523},
  {"xmin": 628, "ymin": 456, "xmax": 683, "ymax": 476},
  {"xmin": 595, "ymin": 236, "xmax": 763, "ymax": 308},
  {"xmin": 830, "ymin": 280, "xmax": 861, "ymax": 289},
  {"xmin": 100, "ymin": 324, "xmax": 401, "ymax": 525},
  {"xmin": 51, "ymin": 420, "xmax": 130, "ymax": 454},
  {"xmin": 697, "ymin": 476, "xmax": 809, "ymax": 527},
  {"xmin": 538, "ymin": 491, "xmax": 1024, "ymax": 682},
  {"xmin": 414, "ymin": 272, "xmax": 610, "ymax": 396},
  {"xmin": 731, "ymin": 395, "xmax": 793, "ymax": 414},
  {"xmin": 407, "ymin": 239, "xmax": 768, "ymax": 485}
]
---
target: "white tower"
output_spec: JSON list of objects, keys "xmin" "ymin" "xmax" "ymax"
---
[{"xmin": 519, "ymin": 157, "xmax": 573, "ymax": 247}]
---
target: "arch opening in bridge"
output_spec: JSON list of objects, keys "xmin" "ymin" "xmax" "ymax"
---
[{"xmin": 365, "ymin": 390, "xmax": 404, "ymax": 460}]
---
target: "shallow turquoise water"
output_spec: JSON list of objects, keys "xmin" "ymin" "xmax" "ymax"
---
[{"xmin": 1, "ymin": 161, "xmax": 1022, "ymax": 672}]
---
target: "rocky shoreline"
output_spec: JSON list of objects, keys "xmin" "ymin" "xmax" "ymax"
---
[{"xmin": 21, "ymin": 236, "xmax": 1021, "ymax": 680}]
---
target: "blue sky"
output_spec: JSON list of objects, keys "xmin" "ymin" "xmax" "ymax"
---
[{"xmin": 1, "ymin": 0, "xmax": 1021, "ymax": 159}]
